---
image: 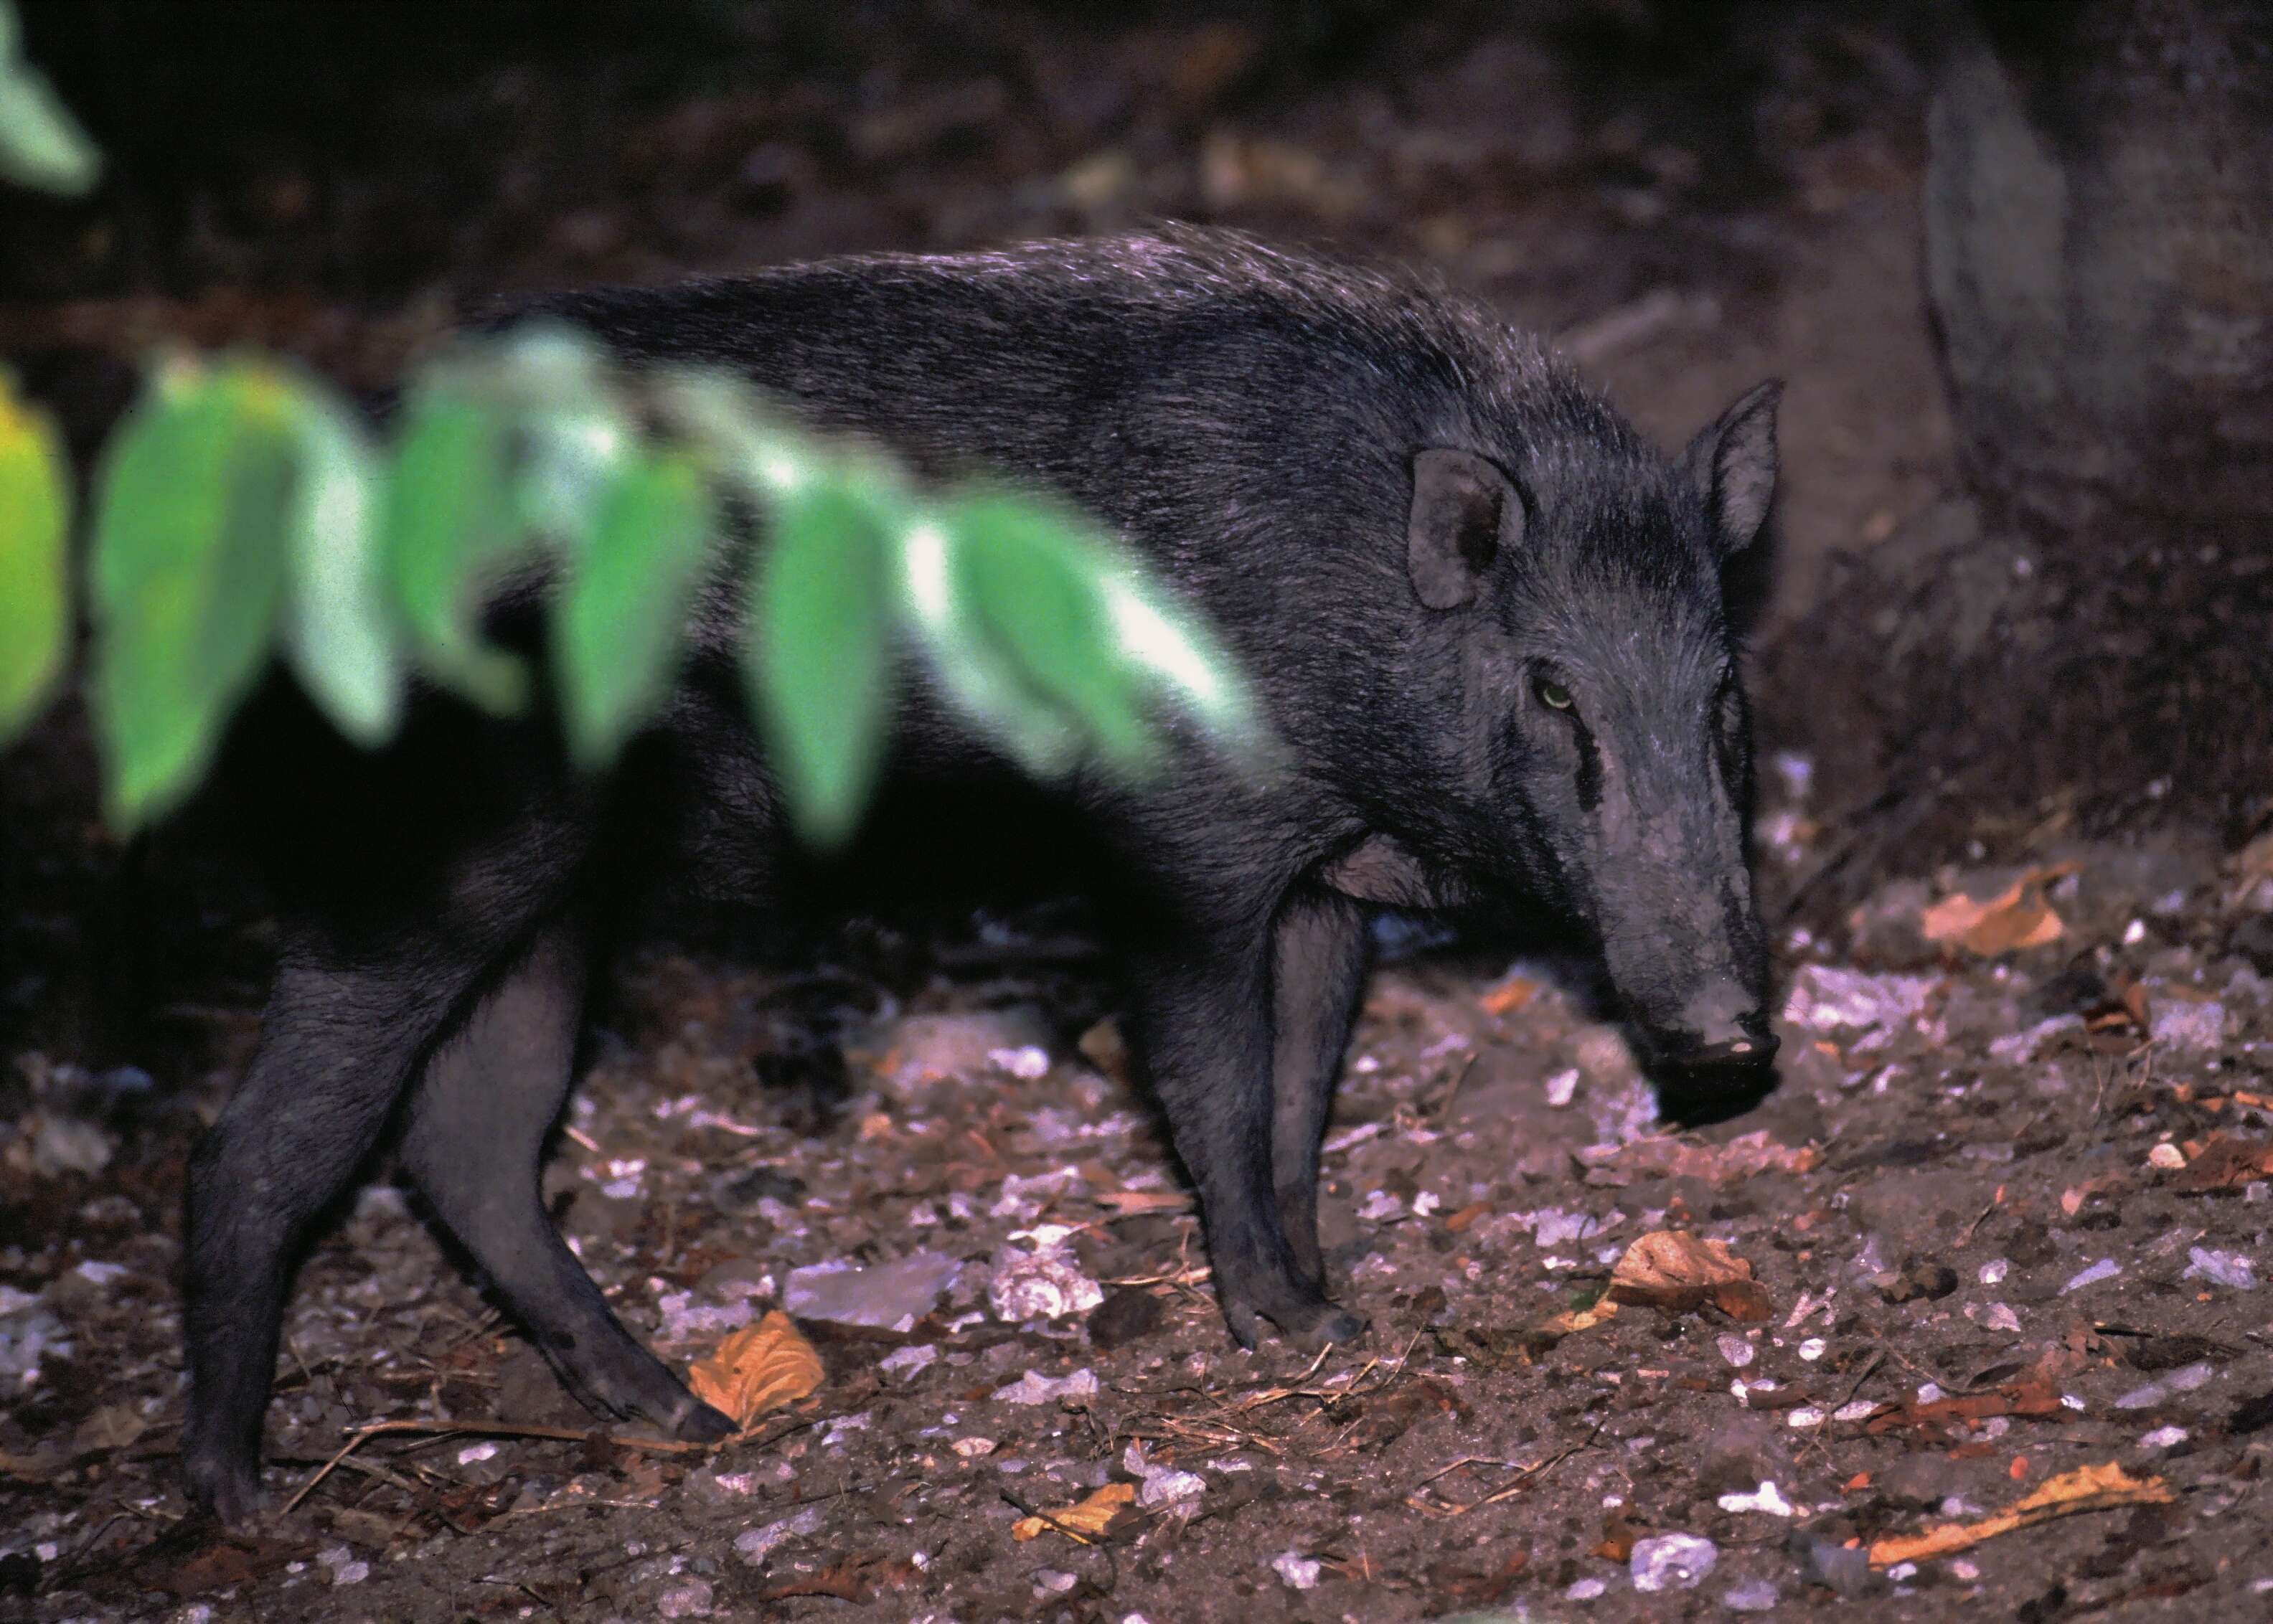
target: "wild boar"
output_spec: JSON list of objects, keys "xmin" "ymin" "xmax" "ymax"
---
[{"xmin": 183, "ymin": 227, "xmax": 1779, "ymax": 1520}]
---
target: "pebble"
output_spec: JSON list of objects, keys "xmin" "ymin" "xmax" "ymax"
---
[
  {"xmin": 2141, "ymin": 1425, "xmax": 2189, "ymax": 1449},
  {"xmin": 989, "ymin": 1230, "xmax": 1104, "ymax": 1322},
  {"xmin": 1717, "ymin": 1333, "xmax": 1756, "ymax": 1369},
  {"xmin": 1545, "ymin": 1067, "xmax": 1581, "ymax": 1106},
  {"xmin": 2062, "ymin": 1258, "xmax": 2122, "ymax": 1294},
  {"xmin": 1799, "ymin": 1539, "xmax": 1878, "ymax": 1597},
  {"xmin": 992, "ymin": 1368, "xmax": 1098, "ymax": 1406},
  {"xmin": 1271, "ymin": 1551, "xmax": 1322, "ymax": 1590},
  {"xmin": 1630, "ymin": 1532, "xmax": 1717, "ymax": 1592},
  {"xmin": 2184, "ymin": 1247, "xmax": 2257, "ymax": 1290},
  {"xmin": 657, "ymin": 1579, "xmax": 714, "ymax": 1618},
  {"xmin": 1565, "ymin": 1576, "xmax": 1608, "ymax": 1600},
  {"xmin": 1725, "ymin": 1578, "xmax": 1780, "ymax": 1612},
  {"xmin": 1717, "ymin": 1481, "xmax": 1796, "ymax": 1517},
  {"xmin": 783, "ymin": 1251, "xmax": 960, "ymax": 1330}
]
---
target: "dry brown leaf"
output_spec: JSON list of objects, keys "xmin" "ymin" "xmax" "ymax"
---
[
  {"xmin": 1481, "ymin": 976, "xmax": 1540, "ymax": 1016},
  {"xmin": 1921, "ymin": 865, "xmax": 2075, "ymax": 955},
  {"xmin": 1607, "ymin": 1231, "xmax": 1770, "ymax": 1321},
  {"xmin": 2174, "ymin": 1133, "xmax": 2273, "ymax": 1193},
  {"xmin": 1092, "ymin": 1189, "xmax": 1193, "ymax": 1216},
  {"xmin": 1012, "ymin": 1481, "xmax": 1137, "ymax": 1542},
  {"xmin": 687, "ymin": 1310, "xmax": 824, "ymax": 1432},
  {"xmin": 1866, "ymin": 1461, "xmax": 2172, "ymax": 1567},
  {"xmin": 1862, "ymin": 1374, "xmax": 2066, "ymax": 1437},
  {"xmin": 1611, "ymin": 1130, "xmax": 1820, "ymax": 1187}
]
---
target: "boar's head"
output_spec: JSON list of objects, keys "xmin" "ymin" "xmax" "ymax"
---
[{"xmin": 1401, "ymin": 381, "xmax": 1782, "ymax": 1072}]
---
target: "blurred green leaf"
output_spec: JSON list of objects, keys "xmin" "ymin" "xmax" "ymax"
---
[
  {"xmin": 555, "ymin": 448, "xmax": 712, "ymax": 768},
  {"xmin": 494, "ymin": 326, "xmax": 631, "ymax": 548},
  {"xmin": 380, "ymin": 384, "xmax": 527, "ymax": 712},
  {"xmin": 0, "ymin": 369, "xmax": 69, "ymax": 740},
  {"xmin": 89, "ymin": 358, "xmax": 297, "ymax": 827},
  {"xmin": 0, "ymin": 1, "xmax": 101, "ymax": 197},
  {"xmin": 280, "ymin": 384, "xmax": 400, "ymax": 746},
  {"xmin": 926, "ymin": 494, "xmax": 1157, "ymax": 777},
  {"xmin": 751, "ymin": 479, "xmax": 897, "ymax": 846}
]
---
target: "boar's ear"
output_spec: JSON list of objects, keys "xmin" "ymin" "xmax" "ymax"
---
[
  {"xmin": 1408, "ymin": 448, "xmax": 1523, "ymax": 610},
  {"xmin": 1683, "ymin": 379, "xmax": 1781, "ymax": 558}
]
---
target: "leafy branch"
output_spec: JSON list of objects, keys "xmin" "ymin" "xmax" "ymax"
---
[{"xmin": 1, "ymin": 334, "xmax": 1264, "ymax": 839}]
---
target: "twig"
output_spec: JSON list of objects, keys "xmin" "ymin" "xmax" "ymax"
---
[
  {"xmin": 281, "ymin": 1417, "xmax": 715, "ymax": 1516},
  {"xmin": 999, "ymin": 1488, "xmax": 1121, "ymax": 1594},
  {"xmin": 1434, "ymin": 1053, "xmax": 1481, "ymax": 1124}
]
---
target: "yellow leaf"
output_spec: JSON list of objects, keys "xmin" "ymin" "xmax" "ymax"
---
[
  {"xmin": 1012, "ymin": 1481, "xmax": 1136, "ymax": 1542},
  {"xmin": 687, "ymin": 1310, "xmax": 824, "ymax": 1432},
  {"xmin": 1867, "ymin": 1461, "xmax": 2172, "ymax": 1567}
]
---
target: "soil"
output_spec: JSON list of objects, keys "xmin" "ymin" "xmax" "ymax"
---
[{"xmin": 5, "ymin": 4, "xmax": 2272, "ymax": 1621}]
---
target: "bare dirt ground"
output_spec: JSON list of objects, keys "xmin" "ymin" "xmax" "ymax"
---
[{"xmin": 6, "ymin": 4, "xmax": 2273, "ymax": 1620}]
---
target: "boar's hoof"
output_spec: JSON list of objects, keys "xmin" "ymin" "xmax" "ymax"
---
[
  {"xmin": 674, "ymin": 1399, "xmax": 737, "ymax": 1443},
  {"xmin": 184, "ymin": 1452, "xmax": 265, "ymax": 1530},
  {"xmin": 1224, "ymin": 1293, "xmax": 1368, "ymax": 1353}
]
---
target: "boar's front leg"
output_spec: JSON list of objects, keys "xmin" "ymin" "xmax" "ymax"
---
[
  {"xmin": 1270, "ymin": 886, "xmax": 1372, "ymax": 1295},
  {"xmin": 184, "ymin": 945, "xmax": 508, "ymax": 1524},
  {"xmin": 398, "ymin": 925, "xmax": 734, "ymax": 1444},
  {"xmin": 1129, "ymin": 905, "xmax": 1367, "ymax": 1352}
]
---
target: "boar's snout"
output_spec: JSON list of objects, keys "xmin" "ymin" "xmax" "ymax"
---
[{"xmin": 1651, "ymin": 975, "xmax": 1776, "ymax": 1069}]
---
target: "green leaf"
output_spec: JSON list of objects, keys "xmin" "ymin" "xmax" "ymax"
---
[
  {"xmin": 88, "ymin": 358, "xmax": 298, "ymax": 827},
  {"xmin": 279, "ymin": 383, "xmax": 400, "ymax": 745},
  {"xmin": 554, "ymin": 448, "xmax": 713, "ymax": 768},
  {"xmin": 379, "ymin": 384, "xmax": 527, "ymax": 712},
  {"xmin": 0, "ymin": 369, "xmax": 69, "ymax": 740},
  {"xmin": 492, "ymin": 326, "xmax": 631, "ymax": 549},
  {"xmin": 0, "ymin": 0, "xmax": 102, "ymax": 197},
  {"xmin": 921, "ymin": 494, "xmax": 1155, "ymax": 778},
  {"xmin": 750, "ymin": 479, "xmax": 897, "ymax": 845}
]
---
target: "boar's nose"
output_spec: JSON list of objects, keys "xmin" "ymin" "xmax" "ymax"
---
[{"xmin": 1661, "ymin": 978, "xmax": 1778, "ymax": 1068}]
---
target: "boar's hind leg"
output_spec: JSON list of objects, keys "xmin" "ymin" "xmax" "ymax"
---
[
  {"xmin": 1271, "ymin": 888, "xmax": 1372, "ymax": 1295},
  {"xmin": 399, "ymin": 926, "xmax": 734, "ymax": 1443},
  {"xmin": 1132, "ymin": 922, "xmax": 1367, "ymax": 1353},
  {"xmin": 184, "ymin": 948, "xmax": 502, "ymax": 1524}
]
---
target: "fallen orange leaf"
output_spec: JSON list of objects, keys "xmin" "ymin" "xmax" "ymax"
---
[
  {"xmin": 687, "ymin": 1310, "xmax": 824, "ymax": 1432},
  {"xmin": 1012, "ymin": 1481, "xmax": 1137, "ymax": 1542},
  {"xmin": 1607, "ymin": 1231, "xmax": 1770, "ymax": 1321},
  {"xmin": 1480, "ymin": 976, "xmax": 1539, "ymax": 1016},
  {"xmin": 1866, "ymin": 1462, "xmax": 2171, "ymax": 1567},
  {"xmin": 1920, "ymin": 865, "xmax": 2075, "ymax": 956}
]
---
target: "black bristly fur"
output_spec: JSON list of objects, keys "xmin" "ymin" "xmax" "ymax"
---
[{"xmin": 180, "ymin": 227, "xmax": 1780, "ymax": 1522}]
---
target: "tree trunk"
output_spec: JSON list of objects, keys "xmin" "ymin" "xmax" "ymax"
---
[{"xmin": 1763, "ymin": 0, "xmax": 2273, "ymax": 872}]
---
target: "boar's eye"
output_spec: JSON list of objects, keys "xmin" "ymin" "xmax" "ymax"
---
[{"xmin": 1535, "ymin": 676, "xmax": 1574, "ymax": 712}]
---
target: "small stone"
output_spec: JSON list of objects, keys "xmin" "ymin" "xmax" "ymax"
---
[
  {"xmin": 1630, "ymin": 1532, "xmax": 1718, "ymax": 1592},
  {"xmin": 1725, "ymin": 1578, "xmax": 1780, "ymax": 1612},
  {"xmin": 657, "ymin": 1578, "xmax": 713, "ymax": 1618},
  {"xmin": 2062, "ymin": 1258, "xmax": 2122, "ymax": 1294},
  {"xmin": 2147, "ymin": 1142, "xmax": 2188, "ymax": 1171},
  {"xmin": 2183, "ymin": 1247, "xmax": 2257, "ymax": 1290},
  {"xmin": 2141, "ymin": 1425, "xmax": 2188, "ymax": 1449},
  {"xmin": 783, "ymin": 1251, "xmax": 960, "ymax": 1330},
  {"xmin": 1717, "ymin": 1333, "xmax": 1756, "ymax": 1369},
  {"xmin": 1545, "ymin": 1067, "xmax": 1581, "ymax": 1107},
  {"xmin": 952, "ymin": 1437, "xmax": 997, "ymax": 1458},
  {"xmin": 992, "ymin": 1368, "xmax": 1098, "ymax": 1406},
  {"xmin": 1716, "ymin": 1481, "xmax": 1796, "ymax": 1517},
  {"xmin": 1799, "ymin": 1539, "xmax": 1878, "ymax": 1598},
  {"xmin": 1566, "ymin": 1576, "xmax": 1608, "ymax": 1600},
  {"xmin": 989, "ymin": 1230, "xmax": 1104, "ymax": 1323},
  {"xmin": 1271, "ymin": 1551, "xmax": 1322, "ymax": 1591},
  {"xmin": 2151, "ymin": 1000, "xmax": 2226, "ymax": 1051}
]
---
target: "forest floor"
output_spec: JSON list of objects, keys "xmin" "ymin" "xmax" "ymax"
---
[{"xmin": 6, "ymin": 4, "xmax": 2273, "ymax": 1620}]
